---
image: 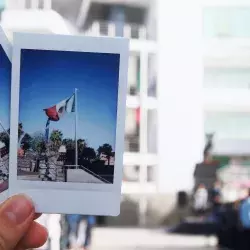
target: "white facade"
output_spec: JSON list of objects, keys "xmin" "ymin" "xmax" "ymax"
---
[
  {"xmin": 157, "ymin": 0, "xmax": 250, "ymax": 190},
  {"xmin": 203, "ymin": 0, "xmax": 250, "ymax": 156},
  {"xmin": 157, "ymin": 0, "xmax": 204, "ymax": 193}
]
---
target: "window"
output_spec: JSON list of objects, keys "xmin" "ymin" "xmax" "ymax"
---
[
  {"xmin": 0, "ymin": 0, "xmax": 5, "ymax": 9},
  {"xmin": 123, "ymin": 165, "xmax": 140, "ymax": 182},
  {"xmin": 127, "ymin": 53, "xmax": 140, "ymax": 95},
  {"xmin": 125, "ymin": 108, "xmax": 140, "ymax": 152},
  {"xmin": 205, "ymin": 112, "xmax": 250, "ymax": 139},
  {"xmin": 204, "ymin": 68, "xmax": 250, "ymax": 89},
  {"xmin": 148, "ymin": 54, "xmax": 157, "ymax": 97},
  {"xmin": 204, "ymin": 7, "xmax": 250, "ymax": 38},
  {"xmin": 147, "ymin": 166, "xmax": 156, "ymax": 182},
  {"xmin": 147, "ymin": 110, "xmax": 157, "ymax": 153}
]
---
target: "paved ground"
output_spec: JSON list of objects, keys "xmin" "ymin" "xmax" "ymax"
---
[
  {"xmin": 36, "ymin": 216, "xmax": 217, "ymax": 250},
  {"xmin": 90, "ymin": 228, "xmax": 217, "ymax": 250},
  {"xmin": 67, "ymin": 169, "xmax": 104, "ymax": 183},
  {"xmin": 18, "ymin": 167, "xmax": 104, "ymax": 183}
]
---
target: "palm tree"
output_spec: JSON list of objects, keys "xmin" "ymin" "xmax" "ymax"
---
[{"xmin": 50, "ymin": 130, "xmax": 63, "ymax": 151}]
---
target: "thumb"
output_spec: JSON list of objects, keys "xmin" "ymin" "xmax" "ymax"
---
[{"xmin": 0, "ymin": 195, "xmax": 35, "ymax": 250}]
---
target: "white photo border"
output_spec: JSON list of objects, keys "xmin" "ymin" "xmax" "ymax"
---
[
  {"xmin": 0, "ymin": 26, "xmax": 12, "ymax": 203},
  {"xmin": 9, "ymin": 33, "xmax": 129, "ymax": 215}
]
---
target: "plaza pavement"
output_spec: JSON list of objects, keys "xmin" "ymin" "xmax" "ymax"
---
[{"xmin": 90, "ymin": 228, "xmax": 217, "ymax": 250}]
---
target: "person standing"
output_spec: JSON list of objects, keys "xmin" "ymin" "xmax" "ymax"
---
[
  {"xmin": 83, "ymin": 216, "xmax": 96, "ymax": 250},
  {"xmin": 239, "ymin": 189, "xmax": 250, "ymax": 250},
  {"xmin": 65, "ymin": 214, "xmax": 96, "ymax": 249},
  {"xmin": 193, "ymin": 184, "xmax": 208, "ymax": 215},
  {"xmin": 65, "ymin": 214, "xmax": 83, "ymax": 248},
  {"xmin": 211, "ymin": 181, "xmax": 221, "ymax": 219}
]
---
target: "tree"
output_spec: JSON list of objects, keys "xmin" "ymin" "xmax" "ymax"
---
[
  {"xmin": 97, "ymin": 143, "xmax": 113, "ymax": 165},
  {"xmin": 63, "ymin": 138, "xmax": 75, "ymax": 150},
  {"xmin": 78, "ymin": 139, "xmax": 86, "ymax": 154},
  {"xmin": 18, "ymin": 123, "xmax": 23, "ymax": 140},
  {"xmin": 62, "ymin": 138, "xmax": 87, "ymax": 152},
  {"xmin": 31, "ymin": 132, "xmax": 46, "ymax": 155},
  {"xmin": 17, "ymin": 123, "xmax": 32, "ymax": 152},
  {"xmin": 81, "ymin": 147, "xmax": 96, "ymax": 161},
  {"xmin": 0, "ymin": 131, "xmax": 9, "ymax": 150},
  {"xmin": 20, "ymin": 133, "xmax": 32, "ymax": 152},
  {"xmin": 63, "ymin": 138, "xmax": 87, "ymax": 165},
  {"xmin": 50, "ymin": 130, "xmax": 63, "ymax": 151}
]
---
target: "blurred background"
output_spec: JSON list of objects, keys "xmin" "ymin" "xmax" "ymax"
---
[{"xmin": 2, "ymin": 0, "xmax": 250, "ymax": 249}]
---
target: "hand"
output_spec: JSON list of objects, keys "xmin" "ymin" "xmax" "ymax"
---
[{"xmin": 0, "ymin": 194, "xmax": 48, "ymax": 250}]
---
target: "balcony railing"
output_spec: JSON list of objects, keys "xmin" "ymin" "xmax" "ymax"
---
[
  {"xmin": 6, "ymin": 0, "xmax": 51, "ymax": 9},
  {"xmin": 83, "ymin": 21, "xmax": 148, "ymax": 40}
]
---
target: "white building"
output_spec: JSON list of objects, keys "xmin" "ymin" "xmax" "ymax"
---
[
  {"xmin": 99, "ymin": 152, "xmax": 115, "ymax": 166},
  {"xmin": 2, "ymin": 0, "xmax": 250, "ymax": 226}
]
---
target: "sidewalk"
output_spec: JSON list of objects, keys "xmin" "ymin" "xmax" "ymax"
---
[
  {"xmin": 91, "ymin": 228, "xmax": 217, "ymax": 250},
  {"xmin": 36, "ymin": 215, "xmax": 217, "ymax": 250}
]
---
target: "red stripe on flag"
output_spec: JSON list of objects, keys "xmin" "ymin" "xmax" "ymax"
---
[{"xmin": 44, "ymin": 105, "xmax": 59, "ymax": 121}]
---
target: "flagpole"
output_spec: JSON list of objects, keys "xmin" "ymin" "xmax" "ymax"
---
[
  {"xmin": 75, "ymin": 88, "xmax": 78, "ymax": 169},
  {"xmin": 0, "ymin": 121, "xmax": 9, "ymax": 137}
]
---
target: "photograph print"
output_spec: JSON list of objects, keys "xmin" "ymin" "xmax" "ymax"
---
[
  {"xmin": 0, "ymin": 43, "xmax": 11, "ymax": 193},
  {"xmin": 18, "ymin": 49, "xmax": 120, "ymax": 184}
]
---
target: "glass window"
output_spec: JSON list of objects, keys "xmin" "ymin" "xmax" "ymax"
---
[
  {"xmin": 147, "ymin": 109, "xmax": 157, "ymax": 153},
  {"xmin": 147, "ymin": 166, "xmax": 156, "ymax": 182},
  {"xmin": 127, "ymin": 53, "xmax": 140, "ymax": 96},
  {"xmin": 204, "ymin": 7, "xmax": 250, "ymax": 38},
  {"xmin": 204, "ymin": 68, "xmax": 250, "ymax": 89},
  {"xmin": 205, "ymin": 112, "xmax": 250, "ymax": 139},
  {"xmin": 125, "ymin": 108, "xmax": 140, "ymax": 152},
  {"xmin": 0, "ymin": 0, "xmax": 5, "ymax": 9},
  {"xmin": 123, "ymin": 165, "xmax": 140, "ymax": 182},
  {"xmin": 148, "ymin": 54, "xmax": 157, "ymax": 97}
]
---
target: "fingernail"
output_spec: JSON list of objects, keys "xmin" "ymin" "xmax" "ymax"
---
[{"xmin": 2, "ymin": 195, "xmax": 34, "ymax": 225}]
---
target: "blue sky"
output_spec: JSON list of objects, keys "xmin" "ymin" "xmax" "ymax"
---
[
  {"xmin": 0, "ymin": 45, "xmax": 11, "ymax": 131},
  {"xmin": 19, "ymin": 49, "xmax": 120, "ymax": 150}
]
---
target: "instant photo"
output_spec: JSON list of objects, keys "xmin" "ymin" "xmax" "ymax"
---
[
  {"xmin": 18, "ymin": 50, "xmax": 118, "ymax": 184},
  {"xmin": 10, "ymin": 33, "xmax": 129, "ymax": 215},
  {"xmin": 0, "ymin": 27, "xmax": 11, "ymax": 202}
]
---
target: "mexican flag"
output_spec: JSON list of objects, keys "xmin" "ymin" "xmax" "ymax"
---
[{"xmin": 44, "ymin": 94, "xmax": 75, "ymax": 121}]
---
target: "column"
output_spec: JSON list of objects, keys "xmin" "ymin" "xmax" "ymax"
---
[
  {"xmin": 43, "ymin": 0, "xmax": 51, "ymax": 9},
  {"xmin": 31, "ymin": 0, "xmax": 39, "ymax": 9},
  {"xmin": 138, "ymin": 51, "xmax": 148, "ymax": 226},
  {"xmin": 157, "ymin": 0, "xmax": 204, "ymax": 193},
  {"xmin": 108, "ymin": 5, "xmax": 125, "ymax": 37}
]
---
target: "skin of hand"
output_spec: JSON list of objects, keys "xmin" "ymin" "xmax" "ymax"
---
[{"xmin": 0, "ymin": 194, "xmax": 48, "ymax": 250}]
